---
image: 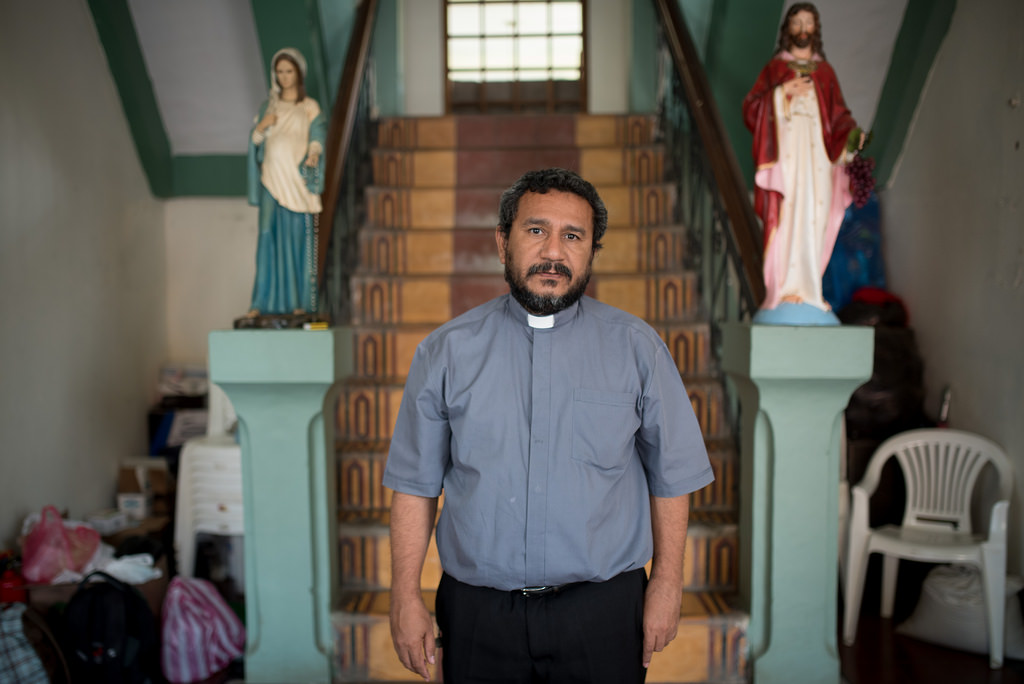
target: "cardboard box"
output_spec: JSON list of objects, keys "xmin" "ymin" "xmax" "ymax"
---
[
  {"xmin": 117, "ymin": 493, "xmax": 151, "ymax": 521},
  {"xmin": 86, "ymin": 509, "xmax": 129, "ymax": 535},
  {"xmin": 118, "ymin": 458, "xmax": 175, "ymax": 516},
  {"xmin": 101, "ymin": 516, "xmax": 171, "ymax": 550}
]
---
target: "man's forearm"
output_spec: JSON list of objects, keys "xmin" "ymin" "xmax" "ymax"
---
[
  {"xmin": 390, "ymin": 491, "xmax": 439, "ymax": 598},
  {"xmin": 649, "ymin": 494, "xmax": 690, "ymax": 584}
]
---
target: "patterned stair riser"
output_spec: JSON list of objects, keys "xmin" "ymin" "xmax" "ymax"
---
[
  {"xmin": 345, "ymin": 322, "xmax": 712, "ymax": 381},
  {"xmin": 365, "ymin": 184, "xmax": 678, "ymax": 231},
  {"xmin": 336, "ymin": 447, "xmax": 735, "ymax": 518},
  {"xmin": 337, "ymin": 520, "xmax": 736, "ymax": 594},
  {"xmin": 348, "ymin": 272, "xmax": 700, "ymax": 325},
  {"xmin": 335, "ymin": 379, "xmax": 727, "ymax": 446},
  {"xmin": 372, "ymin": 147, "xmax": 667, "ymax": 188},
  {"xmin": 376, "ymin": 114, "xmax": 660, "ymax": 152},
  {"xmin": 356, "ymin": 225, "xmax": 691, "ymax": 276}
]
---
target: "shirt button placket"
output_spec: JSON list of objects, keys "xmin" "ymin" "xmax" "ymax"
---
[{"xmin": 524, "ymin": 328, "xmax": 551, "ymax": 586}]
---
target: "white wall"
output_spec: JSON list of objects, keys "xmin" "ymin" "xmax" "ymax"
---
[
  {"xmin": 881, "ymin": 0, "xmax": 1024, "ymax": 571},
  {"xmin": 164, "ymin": 199, "xmax": 259, "ymax": 364},
  {"xmin": 588, "ymin": 0, "xmax": 630, "ymax": 114},
  {"xmin": 0, "ymin": 0, "xmax": 168, "ymax": 546},
  {"xmin": 402, "ymin": 0, "xmax": 444, "ymax": 116}
]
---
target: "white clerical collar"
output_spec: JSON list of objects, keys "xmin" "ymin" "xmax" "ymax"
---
[{"xmin": 527, "ymin": 313, "xmax": 555, "ymax": 329}]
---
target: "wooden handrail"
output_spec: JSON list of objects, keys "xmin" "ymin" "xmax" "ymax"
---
[
  {"xmin": 652, "ymin": 0, "xmax": 765, "ymax": 306},
  {"xmin": 317, "ymin": 0, "xmax": 378, "ymax": 289}
]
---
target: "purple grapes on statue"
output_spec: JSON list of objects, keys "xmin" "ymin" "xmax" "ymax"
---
[{"xmin": 849, "ymin": 154, "xmax": 875, "ymax": 209}]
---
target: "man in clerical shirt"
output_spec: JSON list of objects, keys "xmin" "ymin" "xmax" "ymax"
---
[{"xmin": 383, "ymin": 168, "xmax": 714, "ymax": 683}]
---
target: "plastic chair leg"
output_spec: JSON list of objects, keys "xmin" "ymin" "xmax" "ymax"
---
[
  {"xmin": 881, "ymin": 554, "xmax": 899, "ymax": 618},
  {"xmin": 843, "ymin": 544, "xmax": 870, "ymax": 645},
  {"xmin": 981, "ymin": 551, "xmax": 1006, "ymax": 668}
]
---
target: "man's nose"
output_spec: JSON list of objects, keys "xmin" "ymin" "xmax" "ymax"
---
[{"xmin": 539, "ymin": 233, "xmax": 565, "ymax": 260}]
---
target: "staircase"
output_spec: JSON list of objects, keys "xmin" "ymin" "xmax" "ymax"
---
[{"xmin": 329, "ymin": 114, "xmax": 748, "ymax": 683}]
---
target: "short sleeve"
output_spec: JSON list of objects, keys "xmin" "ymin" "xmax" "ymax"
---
[
  {"xmin": 382, "ymin": 342, "xmax": 451, "ymax": 497},
  {"xmin": 635, "ymin": 336, "xmax": 714, "ymax": 497}
]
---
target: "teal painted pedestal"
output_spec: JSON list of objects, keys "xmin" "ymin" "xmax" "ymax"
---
[
  {"xmin": 210, "ymin": 329, "xmax": 351, "ymax": 683},
  {"xmin": 722, "ymin": 323, "xmax": 873, "ymax": 684}
]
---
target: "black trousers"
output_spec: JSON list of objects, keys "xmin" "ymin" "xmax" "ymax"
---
[{"xmin": 435, "ymin": 569, "xmax": 648, "ymax": 684}]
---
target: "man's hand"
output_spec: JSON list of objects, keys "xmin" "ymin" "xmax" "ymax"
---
[
  {"xmin": 644, "ymin": 494, "xmax": 689, "ymax": 668},
  {"xmin": 390, "ymin": 592, "xmax": 436, "ymax": 680},
  {"xmin": 389, "ymin": 492, "xmax": 440, "ymax": 680},
  {"xmin": 642, "ymin": 574, "xmax": 682, "ymax": 668}
]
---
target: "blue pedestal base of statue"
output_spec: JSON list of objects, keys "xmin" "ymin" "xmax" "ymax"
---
[
  {"xmin": 722, "ymin": 323, "xmax": 873, "ymax": 684},
  {"xmin": 210, "ymin": 329, "xmax": 350, "ymax": 684},
  {"xmin": 753, "ymin": 301, "xmax": 841, "ymax": 326}
]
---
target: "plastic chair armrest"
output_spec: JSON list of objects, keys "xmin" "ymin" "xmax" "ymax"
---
[{"xmin": 987, "ymin": 499, "xmax": 1010, "ymax": 542}]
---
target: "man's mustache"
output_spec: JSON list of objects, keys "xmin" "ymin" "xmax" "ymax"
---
[{"xmin": 527, "ymin": 262, "xmax": 573, "ymax": 278}]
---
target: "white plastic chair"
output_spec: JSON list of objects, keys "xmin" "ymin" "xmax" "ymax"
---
[
  {"xmin": 174, "ymin": 383, "xmax": 244, "ymax": 577},
  {"xmin": 842, "ymin": 428, "xmax": 1013, "ymax": 667}
]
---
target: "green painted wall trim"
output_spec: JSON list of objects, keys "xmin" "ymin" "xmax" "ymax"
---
[
  {"xmin": 374, "ymin": 0, "xmax": 402, "ymax": 116},
  {"xmin": 869, "ymin": 0, "xmax": 956, "ymax": 187},
  {"xmin": 704, "ymin": 0, "xmax": 784, "ymax": 185},
  {"xmin": 630, "ymin": 0, "xmax": 658, "ymax": 113},
  {"xmin": 319, "ymin": 0, "xmax": 357, "ymax": 100},
  {"xmin": 87, "ymin": 0, "xmax": 174, "ymax": 198},
  {"xmin": 251, "ymin": 0, "xmax": 330, "ymax": 116},
  {"xmin": 173, "ymin": 156, "xmax": 247, "ymax": 197}
]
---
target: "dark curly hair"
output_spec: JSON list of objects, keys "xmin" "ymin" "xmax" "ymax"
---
[
  {"xmin": 497, "ymin": 168, "xmax": 608, "ymax": 251},
  {"xmin": 776, "ymin": 3, "xmax": 826, "ymax": 60}
]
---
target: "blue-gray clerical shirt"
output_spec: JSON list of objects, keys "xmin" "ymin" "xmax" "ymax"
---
[{"xmin": 383, "ymin": 294, "xmax": 714, "ymax": 591}]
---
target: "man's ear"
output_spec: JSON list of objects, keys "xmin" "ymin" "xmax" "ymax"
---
[{"xmin": 495, "ymin": 226, "xmax": 508, "ymax": 264}]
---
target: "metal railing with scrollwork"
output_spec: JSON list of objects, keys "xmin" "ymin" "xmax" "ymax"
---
[
  {"xmin": 319, "ymin": 0, "xmax": 379, "ymax": 325},
  {"xmin": 652, "ymin": 0, "xmax": 764, "ymax": 351}
]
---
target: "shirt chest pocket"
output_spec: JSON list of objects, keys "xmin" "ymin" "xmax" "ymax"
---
[{"xmin": 571, "ymin": 388, "xmax": 640, "ymax": 472}]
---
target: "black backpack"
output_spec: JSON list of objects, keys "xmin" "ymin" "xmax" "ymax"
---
[{"xmin": 61, "ymin": 571, "xmax": 159, "ymax": 683}]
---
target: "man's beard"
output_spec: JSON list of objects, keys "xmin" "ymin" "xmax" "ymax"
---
[
  {"xmin": 504, "ymin": 255, "xmax": 592, "ymax": 316},
  {"xmin": 789, "ymin": 32, "xmax": 813, "ymax": 49}
]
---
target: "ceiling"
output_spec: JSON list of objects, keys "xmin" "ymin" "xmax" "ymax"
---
[{"xmin": 129, "ymin": 0, "xmax": 266, "ymax": 156}]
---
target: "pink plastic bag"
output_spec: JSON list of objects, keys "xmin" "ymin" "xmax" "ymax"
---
[
  {"xmin": 161, "ymin": 576, "xmax": 245, "ymax": 683},
  {"xmin": 21, "ymin": 505, "xmax": 101, "ymax": 583}
]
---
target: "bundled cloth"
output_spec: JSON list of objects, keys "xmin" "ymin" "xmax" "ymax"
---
[{"xmin": 161, "ymin": 576, "xmax": 245, "ymax": 683}]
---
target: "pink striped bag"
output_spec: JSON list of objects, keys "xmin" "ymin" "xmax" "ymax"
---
[{"xmin": 160, "ymin": 576, "xmax": 245, "ymax": 683}]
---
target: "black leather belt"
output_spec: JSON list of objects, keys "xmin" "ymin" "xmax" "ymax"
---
[{"xmin": 517, "ymin": 585, "xmax": 565, "ymax": 597}]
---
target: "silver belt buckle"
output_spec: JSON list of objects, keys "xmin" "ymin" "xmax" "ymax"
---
[{"xmin": 519, "ymin": 585, "xmax": 558, "ymax": 597}]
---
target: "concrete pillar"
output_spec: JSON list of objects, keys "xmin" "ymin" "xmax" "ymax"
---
[
  {"xmin": 721, "ymin": 323, "xmax": 873, "ymax": 684},
  {"xmin": 209, "ymin": 328, "xmax": 350, "ymax": 683}
]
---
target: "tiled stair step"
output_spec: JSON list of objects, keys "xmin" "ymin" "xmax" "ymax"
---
[
  {"xmin": 364, "ymin": 182, "xmax": 678, "ymax": 230},
  {"xmin": 347, "ymin": 325, "xmax": 437, "ymax": 383},
  {"xmin": 337, "ymin": 440, "xmax": 735, "ymax": 517},
  {"xmin": 377, "ymin": 114, "xmax": 660, "ymax": 152},
  {"xmin": 334, "ymin": 376, "xmax": 728, "ymax": 444},
  {"xmin": 336, "ymin": 509, "xmax": 737, "ymax": 595},
  {"xmin": 355, "ymin": 224, "xmax": 692, "ymax": 276},
  {"xmin": 331, "ymin": 589, "xmax": 747, "ymax": 683},
  {"xmin": 371, "ymin": 146, "xmax": 668, "ymax": 188},
  {"xmin": 344, "ymin": 320, "xmax": 713, "ymax": 381},
  {"xmin": 348, "ymin": 272, "xmax": 702, "ymax": 326}
]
